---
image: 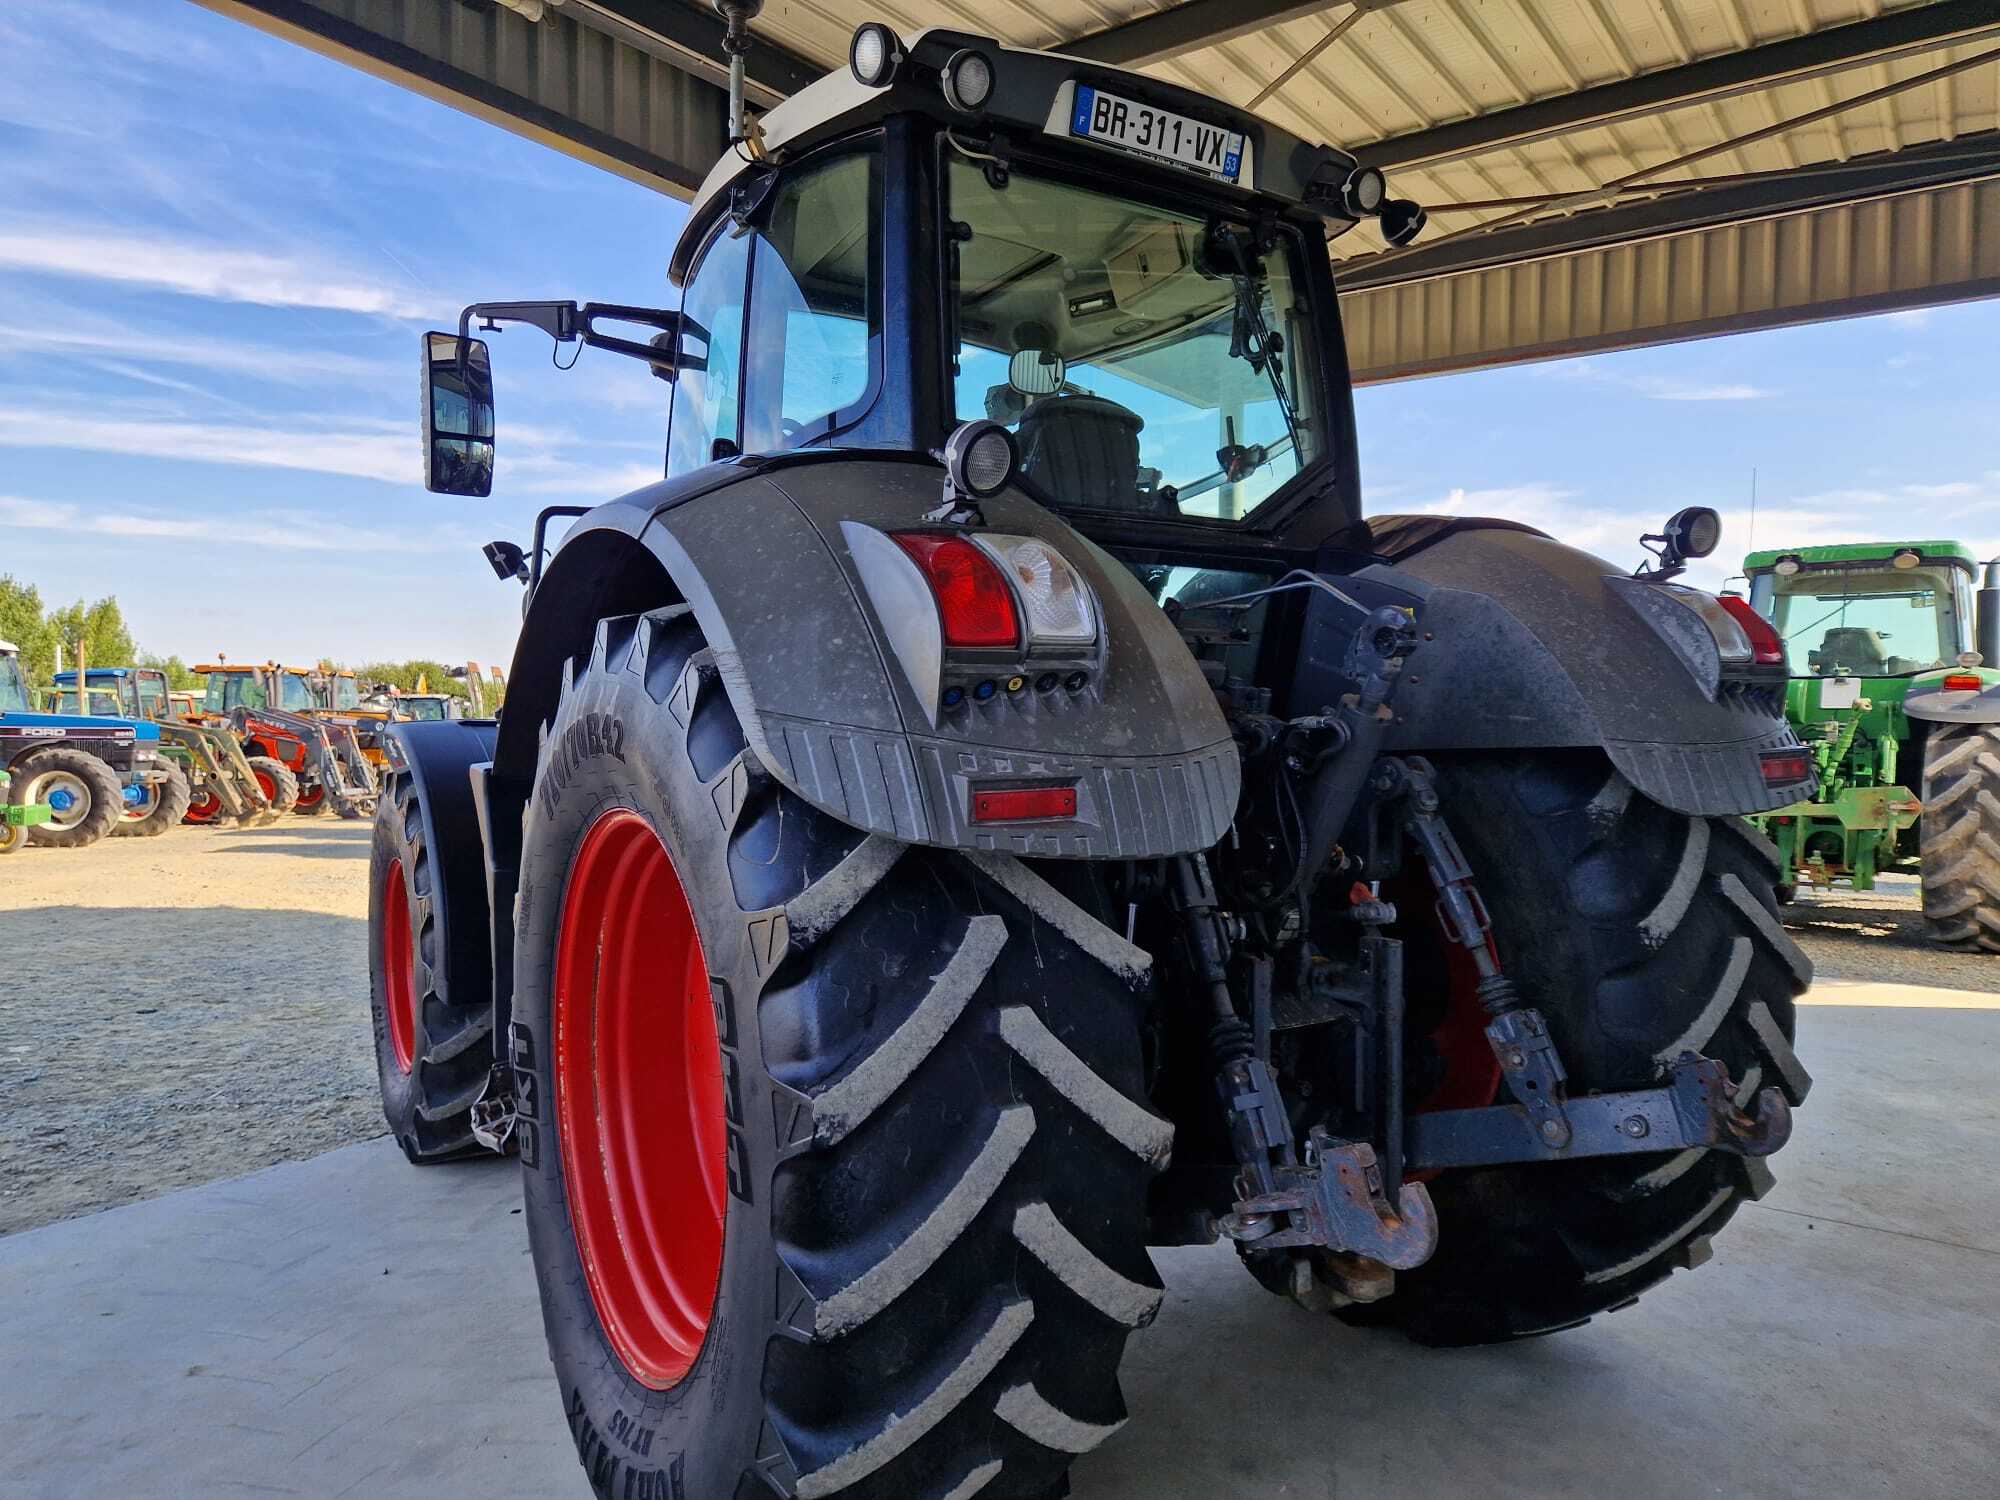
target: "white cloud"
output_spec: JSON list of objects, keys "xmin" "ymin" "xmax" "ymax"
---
[
  {"xmin": 0, "ymin": 494, "xmax": 465, "ymax": 554},
  {"xmin": 0, "ymin": 321, "xmax": 391, "ymax": 385},
  {"xmin": 1638, "ymin": 381, "xmax": 1775, "ymax": 402},
  {"xmin": 0, "ymin": 227, "xmax": 438, "ymax": 320},
  {"xmin": 0, "ymin": 407, "xmax": 418, "ymax": 484},
  {"xmin": 1529, "ymin": 360, "xmax": 1776, "ymax": 402}
]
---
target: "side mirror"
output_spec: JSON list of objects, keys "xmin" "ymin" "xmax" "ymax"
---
[{"xmin": 421, "ymin": 332, "xmax": 495, "ymax": 496}]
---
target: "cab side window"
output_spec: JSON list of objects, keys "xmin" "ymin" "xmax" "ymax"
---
[
  {"xmin": 666, "ymin": 228, "xmax": 750, "ymax": 479},
  {"xmin": 742, "ymin": 150, "xmax": 878, "ymax": 452}
]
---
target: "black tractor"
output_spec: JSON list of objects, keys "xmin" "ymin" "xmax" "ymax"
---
[{"xmin": 373, "ymin": 25, "xmax": 1816, "ymax": 1500}]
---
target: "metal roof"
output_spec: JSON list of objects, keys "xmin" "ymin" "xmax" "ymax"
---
[{"xmin": 199, "ymin": 0, "xmax": 2000, "ymax": 376}]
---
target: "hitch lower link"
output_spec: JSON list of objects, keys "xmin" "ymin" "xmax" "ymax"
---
[
  {"xmin": 1175, "ymin": 855, "xmax": 1442, "ymax": 1270},
  {"xmin": 1386, "ymin": 755, "xmax": 1793, "ymax": 1170}
]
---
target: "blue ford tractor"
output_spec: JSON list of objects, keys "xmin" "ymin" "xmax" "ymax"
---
[{"xmin": 1, "ymin": 640, "xmax": 163, "ymax": 849}]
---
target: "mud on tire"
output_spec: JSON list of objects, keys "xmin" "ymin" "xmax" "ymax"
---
[
  {"xmin": 1920, "ymin": 723, "xmax": 2000, "ymax": 953},
  {"xmin": 368, "ymin": 773, "xmax": 494, "ymax": 1161},
  {"xmin": 515, "ymin": 606, "xmax": 1170, "ymax": 1500},
  {"xmin": 1350, "ymin": 753, "xmax": 1813, "ymax": 1347}
]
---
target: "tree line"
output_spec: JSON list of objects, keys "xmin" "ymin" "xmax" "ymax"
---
[{"xmin": 2, "ymin": 575, "xmax": 487, "ymax": 703}]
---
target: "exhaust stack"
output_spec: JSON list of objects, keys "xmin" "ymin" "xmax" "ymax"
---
[{"xmin": 1978, "ymin": 559, "xmax": 2000, "ymax": 668}]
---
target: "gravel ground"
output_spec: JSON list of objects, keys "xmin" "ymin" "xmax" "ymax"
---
[
  {"xmin": 1781, "ymin": 871, "xmax": 2000, "ymax": 994},
  {"xmin": 0, "ymin": 819, "xmax": 383, "ymax": 1236},
  {"xmin": 0, "ymin": 821, "xmax": 1988, "ymax": 1238}
]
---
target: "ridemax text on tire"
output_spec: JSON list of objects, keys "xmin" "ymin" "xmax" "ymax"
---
[
  {"xmin": 515, "ymin": 606, "xmax": 1170, "ymax": 1500},
  {"xmin": 1920, "ymin": 723, "xmax": 2000, "ymax": 953},
  {"xmin": 1349, "ymin": 752, "xmax": 1812, "ymax": 1347},
  {"xmin": 368, "ymin": 772, "xmax": 494, "ymax": 1162}
]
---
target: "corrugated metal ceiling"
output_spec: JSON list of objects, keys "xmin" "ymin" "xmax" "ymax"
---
[{"xmin": 747, "ymin": 1, "xmax": 1998, "ymax": 259}]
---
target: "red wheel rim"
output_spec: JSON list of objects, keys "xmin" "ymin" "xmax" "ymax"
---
[
  {"xmin": 554, "ymin": 809, "xmax": 727, "ymax": 1390},
  {"xmin": 297, "ymin": 783, "xmax": 325, "ymax": 809},
  {"xmin": 381, "ymin": 858, "xmax": 418, "ymax": 1074},
  {"xmin": 254, "ymin": 769, "xmax": 277, "ymax": 803},
  {"xmin": 186, "ymin": 789, "xmax": 222, "ymax": 824}
]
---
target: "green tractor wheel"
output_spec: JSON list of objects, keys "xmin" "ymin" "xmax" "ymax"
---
[{"xmin": 1920, "ymin": 724, "xmax": 2000, "ymax": 953}]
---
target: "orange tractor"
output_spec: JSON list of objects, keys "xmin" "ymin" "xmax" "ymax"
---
[{"xmin": 193, "ymin": 662, "xmax": 379, "ymax": 818}]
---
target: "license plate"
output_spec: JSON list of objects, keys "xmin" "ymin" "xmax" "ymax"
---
[{"xmin": 1070, "ymin": 84, "xmax": 1244, "ymax": 183}]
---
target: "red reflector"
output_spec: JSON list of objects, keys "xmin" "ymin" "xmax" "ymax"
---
[
  {"xmin": 1943, "ymin": 673, "xmax": 1984, "ymax": 692},
  {"xmin": 1718, "ymin": 594, "xmax": 1785, "ymax": 666},
  {"xmin": 893, "ymin": 533, "xmax": 1020, "ymax": 649},
  {"xmin": 971, "ymin": 786, "xmax": 1078, "ymax": 823},
  {"xmin": 1761, "ymin": 750, "xmax": 1812, "ymax": 787}
]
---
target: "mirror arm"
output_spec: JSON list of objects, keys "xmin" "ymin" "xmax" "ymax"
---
[{"xmin": 452, "ymin": 301, "xmax": 703, "ymax": 380}]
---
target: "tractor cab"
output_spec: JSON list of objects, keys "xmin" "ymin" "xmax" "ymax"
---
[
  {"xmin": 198, "ymin": 663, "xmax": 318, "ymax": 716},
  {"xmin": 418, "ymin": 24, "xmax": 1429, "ymax": 558},
  {"xmin": 50, "ymin": 666, "xmax": 173, "ymax": 721},
  {"xmin": 1743, "ymin": 541, "xmax": 2000, "ymax": 899},
  {"xmin": 392, "ymin": 693, "xmax": 459, "ymax": 722}
]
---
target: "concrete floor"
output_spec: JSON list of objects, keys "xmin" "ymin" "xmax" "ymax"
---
[{"xmin": 3, "ymin": 986, "xmax": 1994, "ymax": 1500}]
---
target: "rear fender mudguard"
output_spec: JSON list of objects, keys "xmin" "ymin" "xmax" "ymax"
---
[
  {"xmin": 493, "ymin": 457, "xmax": 1240, "ymax": 860},
  {"xmin": 380, "ymin": 720, "xmax": 499, "ymax": 1018},
  {"xmin": 1904, "ymin": 671, "xmax": 2000, "ymax": 726},
  {"xmin": 1326, "ymin": 527, "xmax": 1808, "ymax": 815}
]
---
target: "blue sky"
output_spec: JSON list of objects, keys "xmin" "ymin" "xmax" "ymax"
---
[{"xmin": 2, "ymin": 0, "xmax": 1996, "ymax": 667}]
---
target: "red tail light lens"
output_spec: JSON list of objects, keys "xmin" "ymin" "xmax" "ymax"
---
[
  {"xmin": 971, "ymin": 785, "xmax": 1078, "ymax": 823},
  {"xmin": 1761, "ymin": 750, "xmax": 1812, "ymax": 787},
  {"xmin": 1943, "ymin": 673, "xmax": 1984, "ymax": 692},
  {"xmin": 892, "ymin": 534, "xmax": 1020, "ymax": 649},
  {"xmin": 1718, "ymin": 595, "xmax": 1785, "ymax": 666}
]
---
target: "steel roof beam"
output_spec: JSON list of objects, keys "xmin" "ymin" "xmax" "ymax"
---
[
  {"xmin": 1059, "ymin": 1, "xmax": 1387, "ymax": 69},
  {"xmin": 1365, "ymin": 0, "xmax": 2000, "ymax": 170},
  {"xmin": 567, "ymin": 0, "xmax": 824, "ymax": 105},
  {"xmin": 1337, "ymin": 132, "xmax": 2000, "ymax": 290}
]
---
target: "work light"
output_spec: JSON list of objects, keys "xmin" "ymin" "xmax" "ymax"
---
[
  {"xmin": 943, "ymin": 49, "xmax": 995, "ymax": 112},
  {"xmin": 849, "ymin": 23, "xmax": 901, "ymax": 88}
]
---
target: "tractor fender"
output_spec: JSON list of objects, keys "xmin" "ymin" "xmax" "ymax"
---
[
  {"xmin": 1903, "ymin": 671, "xmax": 2000, "ymax": 725},
  {"xmin": 1337, "ymin": 526, "xmax": 1809, "ymax": 815},
  {"xmin": 493, "ymin": 456, "xmax": 1238, "ymax": 858},
  {"xmin": 379, "ymin": 720, "xmax": 498, "ymax": 1016}
]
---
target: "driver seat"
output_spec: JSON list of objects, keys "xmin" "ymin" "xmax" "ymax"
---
[
  {"xmin": 1816, "ymin": 627, "xmax": 1888, "ymax": 674},
  {"xmin": 1016, "ymin": 394, "xmax": 1144, "ymax": 510}
]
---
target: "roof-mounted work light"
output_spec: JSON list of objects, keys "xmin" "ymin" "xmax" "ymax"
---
[{"xmin": 849, "ymin": 22, "xmax": 902, "ymax": 88}]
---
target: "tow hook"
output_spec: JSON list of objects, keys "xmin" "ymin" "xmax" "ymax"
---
[{"xmin": 1221, "ymin": 1128, "xmax": 1439, "ymax": 1270}]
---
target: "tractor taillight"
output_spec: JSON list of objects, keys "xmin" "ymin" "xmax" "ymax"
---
[
  {"xmin": 892, "ymin": 534, "xmax": 1020, "ymax": 650},
  {"xmin": 1718, "ymin": 595, "xmax": 1785, "ymax": 666},
  {"xmin": 1943, "ymin": 673, "xmax": 1984, "ymax": 692},
  {"xmin": 1761, "ymin": 750, "xmax": 1812, "ymax": 787},
  {"xmin": 970, "ymin": 535, "xmax": 1096, "ymax": 646},
  {"xmin": 971, "ymin": 785, "xmax": 1078, "ymax": 822}
]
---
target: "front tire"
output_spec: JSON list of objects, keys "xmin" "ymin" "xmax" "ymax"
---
[
  {"xmin": 246, "ymin": 756, "xmax": 300, "ymax": 815},
  {"xmin": 1920, "ymin": 724, "xmax": 2000, "ymax": 952},
  {"xmin": 516, "ymin": 607, "xmax": 1168, "ymax": 1500},
  {"xmin": 367, "ymin": 774, "xmax": 494, "ymax": 1162},
  {"xmin": 13, "ymin": 748, "xmax": 123, "ymax": 848},
  {"xmin": 1350, "ymin": 754, "xmax": 1813, "ymax": 1346},
  {"xmin": 114, "ymin": 761, "xmax": 192, "ymax": 838}
]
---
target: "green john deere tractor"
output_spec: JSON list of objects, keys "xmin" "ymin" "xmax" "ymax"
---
[{"xmin": 1744, "ymin": 541, "xmax": 2000, "ymax": 950}]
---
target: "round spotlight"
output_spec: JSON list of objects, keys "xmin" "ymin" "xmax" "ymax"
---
[
  {"xmin": 849, "ymin": 23, "xmax": 901, "ymax": 88},
  {"xmin": 942, "ymin": 48, "xmax": 995, "ymax": 112},
  {"xmin": 1666, "ymin": 506, "xmax": 1722, "ymax": 561},
  {"xmin": 943, "ymin": 419, "xmax": 1017, "ymax": 498},
  {"xmin": 1341, "ymin": 166, "xmax": 1386, "ymax": 218},
  {"xmin": 1958, "ymin": 650, "xmax": 1985, "ymax": 668},
  {"xmin": 1774, "ymin": 554, "xmax": 1803, "ymax": 577},
  {"xmin": 1379, "ymin": 198, "xmax": 1427, "ymax": 248},
  {"xmin": 1892, "ymin": 548, "xmax": 1922, "ymax": 570}
]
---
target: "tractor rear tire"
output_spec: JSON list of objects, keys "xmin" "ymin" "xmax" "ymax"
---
[
  {"xmin": 114, "ymin": 761, "xmax": 192, "ymax": 838},
  {"xmin": 1341, "ymin": 753, "xmax": 1812, "ymax": 1347},
  {"xmin": 1919, "ymin": 724, "xmax": 2000, "ymax": 952},
  {"xmin": 13, "ymin": 748, "xmax": 123, "ymax": 849},
  {"xmin": 368, "ymin": 773, "xmax": 495, "ymax": 1162},
  {"xmin": 515, "ymin": 607, "xmax": 1167, "ymax": 1500},
  {"xmin": 247, "ymin": 756, "xmax": 300, "ymax": 815}
]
